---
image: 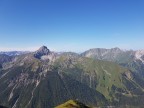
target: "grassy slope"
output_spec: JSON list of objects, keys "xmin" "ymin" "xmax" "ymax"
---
[
  {"xmin": 1, "ymin": 52, "xmax": 144, "ymax": 107},
  {"xmin": 55, "ymin": 100, "xmax": 91, "ymax": 108},
  {"xmin": 54, "ymin": 55, "xmax": 129, "ymax": 99},
  {"xmin": 0, "ymin": 55, "xmax": 107, "ymax": 108},
  {"xmin": 54, "ymin": 55, "xmax": 144, "ymax": 107}
]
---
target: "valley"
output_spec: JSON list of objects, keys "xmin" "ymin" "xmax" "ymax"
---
[{"xmin": 0, "ymin": 46, "xmax": 144, "ymax": 108}]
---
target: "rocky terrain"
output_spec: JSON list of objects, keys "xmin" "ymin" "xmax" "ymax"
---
[
  {"xmin": 81, "ymin": 48, "xmax": 144, "ymax": 77},
  {"xmin": 0, "ymin": 46, "xmax": 144, "ymax": 108}
]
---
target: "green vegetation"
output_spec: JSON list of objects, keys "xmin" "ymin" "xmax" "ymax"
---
[
  {"xmin": 0, "ymin": 51, "xmax": 144, "ymax": 108},
  {"xmin": 55, "ymin": 100, "xmax": 91, "ymax": 108},
  {"xmin": 55, "ymin": 55, "xmax": 127, "ymax": 99}
]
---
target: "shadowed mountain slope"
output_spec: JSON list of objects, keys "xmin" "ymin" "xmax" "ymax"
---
[{"xmin": 0, "ymin": 46, "xmax": 144, "ymax": 108}]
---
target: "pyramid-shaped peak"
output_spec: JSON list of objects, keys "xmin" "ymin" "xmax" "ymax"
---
[
  {"xmin": 34, "ymin": 46, "xmax": 50, "ymax": 59},
  {"xmin": 37, "ymin": 46, "xmax": 50, "ymax": 52}
]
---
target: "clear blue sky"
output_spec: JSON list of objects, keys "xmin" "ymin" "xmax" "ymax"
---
[{"xmin": 0, "ymin": 0, "xmax": 144, "ymax": 52}]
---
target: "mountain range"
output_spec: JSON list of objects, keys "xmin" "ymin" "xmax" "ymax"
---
[
  {"xmin": 81, "ymin": 47, "xmax": 144, "ymax": 77},
  {"xmin": 0, "ymin": 51, "xmax": 30, "ymax": 57},
  {"xmin": 0, "ymin": 46, "xmax": 144, "ymax": 108}
]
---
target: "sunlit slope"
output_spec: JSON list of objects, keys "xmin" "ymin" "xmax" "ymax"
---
[
  {"xmin": 54, "ymin": 53, "xmax": 144, "ymax": 104},
  {"xmin": 55, "ymin": 100, "xmax": 91, "ymax": 108}
]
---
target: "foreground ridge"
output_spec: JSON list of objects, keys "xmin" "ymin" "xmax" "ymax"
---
[{"xmin": 55, "ymin": 100, "xmax": 91, "ymax": 108}]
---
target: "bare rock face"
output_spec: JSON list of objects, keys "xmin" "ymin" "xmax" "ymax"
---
[
  {"xmin": 33, "ymin": 46, "xmax": 58, "ymax": 63},
  {"xmin": 0, "ymin": 54, "xmax": 13, "ymax": 64},
  {"xmin": 124, "ymin": 71, "xmax": 133, "ymax": 80},
  {"xmin": 135, "ymin": 50, "xmax": 144, "ymax": 63},
  {"xmin": 81, "ymin": 47, "xmax": 124, "ymax": 61},
  {"xmin": 34, "ymin": 46, "xmax": 50, "ymax": 59}
]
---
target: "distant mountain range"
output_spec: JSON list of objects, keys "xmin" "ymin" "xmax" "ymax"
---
[
  {"xmin": 81, "ymin": 47, "xmax": 144, "ymax": 77},
  {"xmin": 0, "ymin": 46, "xmax": 144, "ymax": 108},
  {"xmin": 0, "ymin": 51, "xmax": 30, "ymax": 56}
]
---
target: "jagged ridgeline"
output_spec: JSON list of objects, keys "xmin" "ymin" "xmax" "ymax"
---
[
  {"xmin": 0, "ymin": 46, "xmax": 144, "ymax": 108},
  {"xmin": 81, "ymin": 48, "xmax": 144, "ymax": 77}
]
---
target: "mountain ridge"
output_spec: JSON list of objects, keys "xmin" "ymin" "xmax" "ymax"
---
[{"xmin": 0, "ymin": 46, "xmax": 144, "ymax": 108}]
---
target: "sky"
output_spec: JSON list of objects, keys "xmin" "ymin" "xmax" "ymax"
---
[{"xmin": 0, "ymin": 0, "xmax": 144, "ymax": 52}]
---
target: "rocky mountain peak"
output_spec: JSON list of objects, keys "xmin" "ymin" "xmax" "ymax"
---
[
  {"xmin": 38, "ymin": 46, "xmax": 50, "ymax": 53},
  {"xmin": 135, "ymin": 50, "xmax": 144, "ymax": 63},
  {"xmin": 34, "ymin": 46, "xmax": 50, "ymax": 59}
]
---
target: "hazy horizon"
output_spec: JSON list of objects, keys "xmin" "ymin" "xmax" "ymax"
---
[
  {"xmin": 0, "ymin": 46, "xmax": 143, "ymax": 53},
  {"xmin": 0, "ymin": 0, "xmax": 144, "ymax": 52}
]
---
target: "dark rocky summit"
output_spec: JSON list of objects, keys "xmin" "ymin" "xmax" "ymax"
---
[{"xmin": 34, "ymin": 46, "xmax": 50, "ymax": 59}]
